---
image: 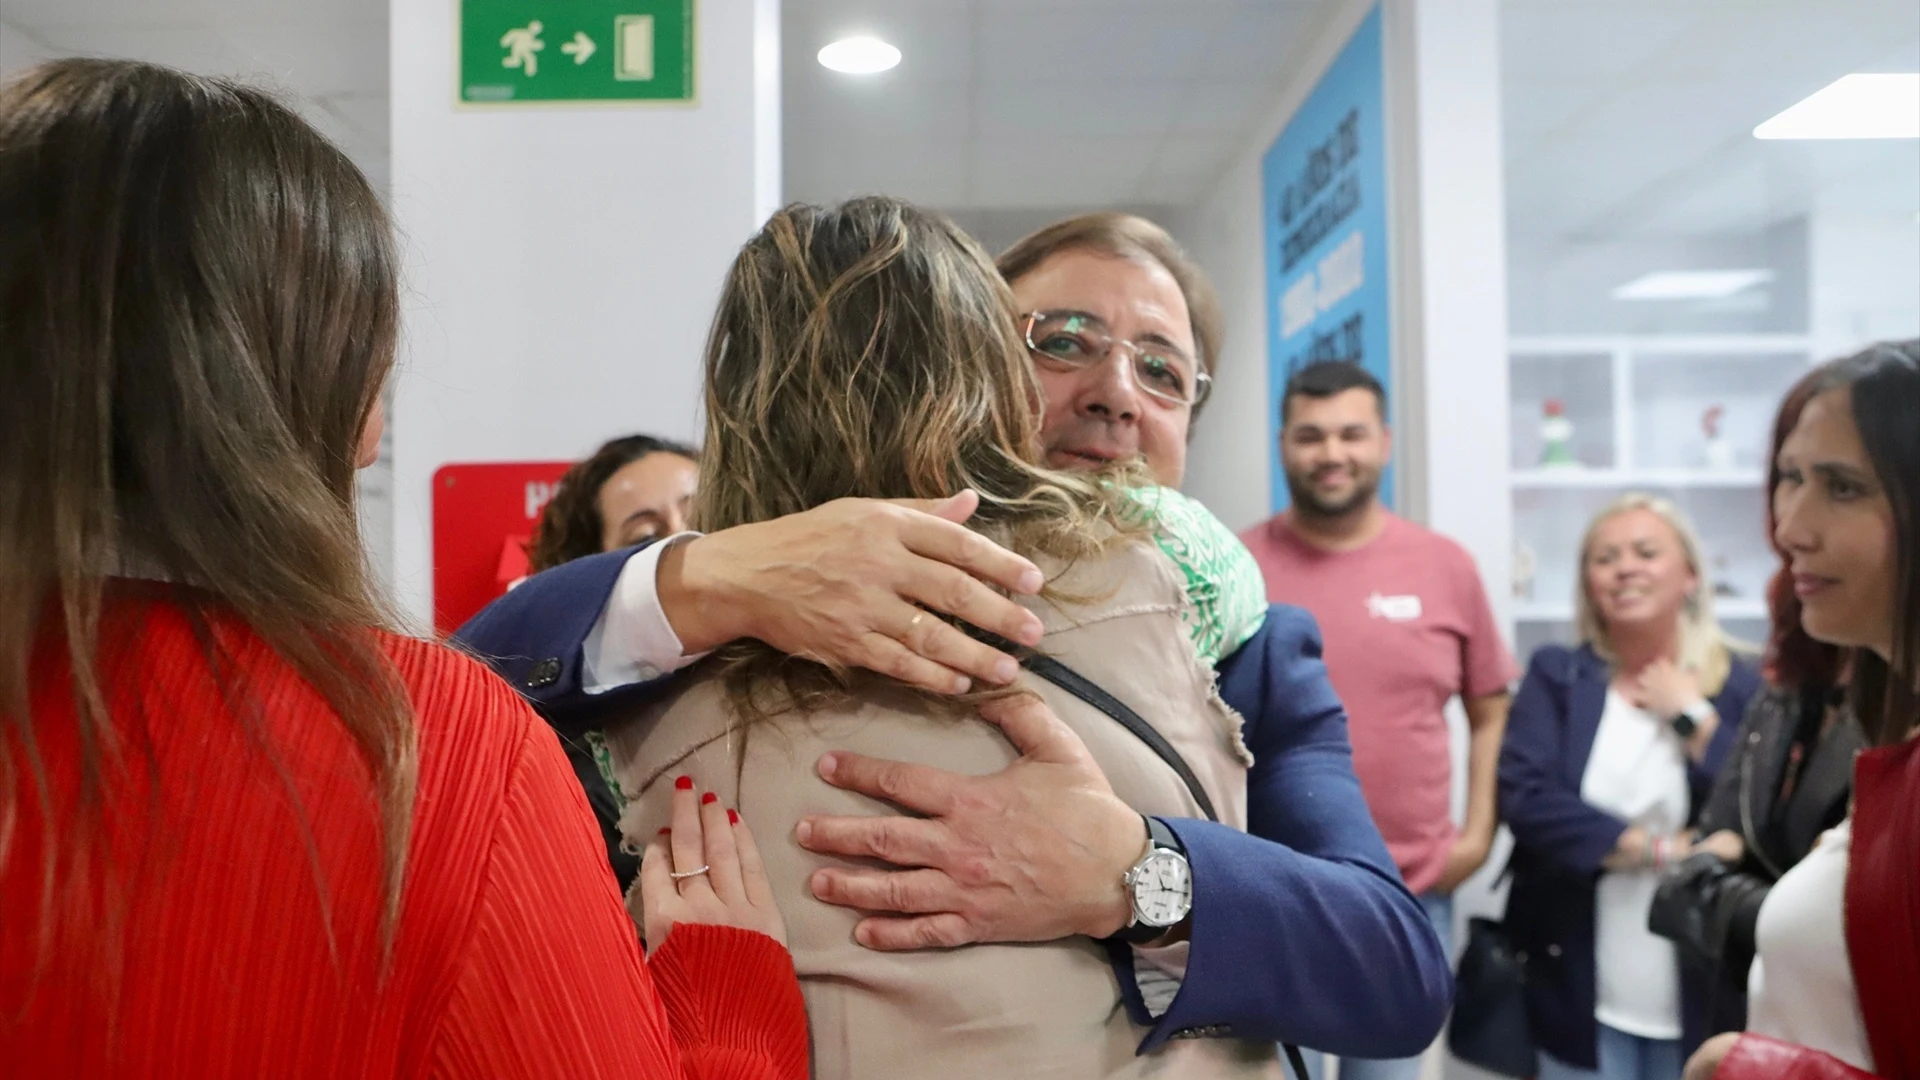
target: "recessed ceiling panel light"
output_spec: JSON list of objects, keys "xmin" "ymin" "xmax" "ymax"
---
[
  {"xmin": 1754, "ymin": 74, "xmax": 1920, "ymax": 140},
  {"xmin": 1612, "ymin": 270, "xmax": 1776, "ymax": 301},
  {"xmin": 818, "ymin": 36, "xmax": 901, "ymax": 75}
]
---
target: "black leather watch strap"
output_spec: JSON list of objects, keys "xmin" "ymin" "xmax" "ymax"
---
[{"xmin": 1114, "ymin": 817, "xmax": 1189, "ymax": 945}]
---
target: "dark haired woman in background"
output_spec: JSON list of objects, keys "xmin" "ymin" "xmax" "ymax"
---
[
  {"xmin": 1651, "ymin": 366, "xmax": 1863, "ymax": 1037},
  {"xmin": 0, "ymin": 59, "xmax": 805, "ymax": 1078},
  {"xmin": 526, "ymin": 432, "xmax": 699, "ymax": 890},
  {"xmin": 528, "ymin": 433, "xmax": 699, "ymax": 573},
  {"xmin": 1686, "ymin": 341, "xmax": 1920, "ymax": 1080}
]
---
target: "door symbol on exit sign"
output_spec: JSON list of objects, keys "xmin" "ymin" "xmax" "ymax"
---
[{"xmin": 616, "ymin": 15, "xmax": 655, "ymax": 80}]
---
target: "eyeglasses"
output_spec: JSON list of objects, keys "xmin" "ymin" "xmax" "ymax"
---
[{"xmin": 1020, "ymin": 311, "xmax": 1211, "ymax": 409}]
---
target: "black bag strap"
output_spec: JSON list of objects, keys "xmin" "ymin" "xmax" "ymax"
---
[
  {"xmin": 1019, "ymin": 652, "xmax": 1218, "ymax": 823},
  {"xmin": 1000, "ymin": 643, "xmax": 1303, "ymax": 1080}
]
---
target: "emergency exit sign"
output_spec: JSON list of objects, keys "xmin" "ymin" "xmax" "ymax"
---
[{"xmin": 459, "ymin": 0, "xmax": 693, "ymax": 104}]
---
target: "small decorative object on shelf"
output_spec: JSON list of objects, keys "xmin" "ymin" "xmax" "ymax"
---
[
  {"xmin": 1514, "ymin": 540, "xmax": 1538, "ymax": 601},
  {"xmin": 1702, "ymin": 404, "xmax": 1737, "ymax": 471},
  {"xmin": 1540, "ymin": 399, "xmax": 1579, "ymax": 469}
]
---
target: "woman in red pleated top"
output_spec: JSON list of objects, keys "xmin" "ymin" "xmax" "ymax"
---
[{"xmin": 0, "ymin": 59, "xmax": 809, "ymax": 1079}]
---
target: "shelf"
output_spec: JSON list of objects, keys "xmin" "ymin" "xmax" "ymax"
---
[
  {"xmin": 1510, "ymin": 335, "xmax": 1814, "ymax": 357},
  {"xmin": 1514, "ymin": 598, "xmax": 1770, "ymax": 622},
  {"xmin": 1511, "ymin": 468, "xmax": 1765, "ymax": 490}
]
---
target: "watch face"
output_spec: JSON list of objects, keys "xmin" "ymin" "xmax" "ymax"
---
[{"xmin": 1132, "ymin": 851, "xmax": 1193, "ymax": 927}]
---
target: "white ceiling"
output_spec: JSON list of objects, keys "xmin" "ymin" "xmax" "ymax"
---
[
  {"xmin": 781, "ymin": 0, "xmax": 1328, "ymax": 210},
  {"xmin": 1502, "ymin": 0, "xmax": 1920, "ymax": 241},
  {"xmin": 1, "ymin": 0, "xmax": 1914, "ymax": 246}
]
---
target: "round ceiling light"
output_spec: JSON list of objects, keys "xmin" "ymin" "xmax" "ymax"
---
[{"xmin": 818, "ymin": 36, "xmax": 901, "ymax": 75}]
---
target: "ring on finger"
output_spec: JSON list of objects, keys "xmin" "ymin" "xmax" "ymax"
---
[
  {"xmin": 901, "ymin": 611, "xmax": 926, "ymax": 640},
  {"xmin": 669, "ymin": 865, "xmax": 711, "ymax": 881}
]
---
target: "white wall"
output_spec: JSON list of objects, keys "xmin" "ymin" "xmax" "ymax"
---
[
  {"xmin": 387, "ymin": 0, "xmax": 780, "ymax": 626},
  {"xmin": 1809, "ymin": 211, "xmax": 1920, "ymax": 360}
]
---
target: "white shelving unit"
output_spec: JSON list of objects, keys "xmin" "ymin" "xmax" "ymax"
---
[{"xmin": 1506, "ymin": 335, "xmax": 1812, "ymax": 657}]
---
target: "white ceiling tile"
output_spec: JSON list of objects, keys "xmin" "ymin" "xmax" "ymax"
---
[
  {"xmin": 1500, "ymin": 4, "xmax": 1712, "ymax": 81},
  {"xmin": 973, "ymin": 78, "xmax": 1181, "ymax": 138},
  {"xmin": 787, "ymin": 136, "xmax": 970, "ymax": 206},
  {"xmin": 788, "ymin": 75, "xmax": 970, "ymax": 142},
  {"xmin": 969, "ymin": 135, "xmax": 1151, "ymax": 206},
  {"xmin": 1171, "ymin": 80, "xmax": 1293, "ymax": 135},
  {"xmin": 973, "ymin": 4, "xmax": 1224, "ymax": 86},
  {"xmin": 1200, "ymin": 1, "xmax": 1323, "ymax": 85}
]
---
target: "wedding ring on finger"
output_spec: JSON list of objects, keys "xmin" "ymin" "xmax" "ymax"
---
[
  {"xmin": 669, "ymin": 865, "xmax": 711, "ymax": 881},
  {"xmin": 902, "ymin": 611, "xmax": 926, "ymax": 640}
]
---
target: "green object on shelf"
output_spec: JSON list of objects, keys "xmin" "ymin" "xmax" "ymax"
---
[{"xmin": 1541, "ymin": 438, "xmax": 1577, "ymax": 467}]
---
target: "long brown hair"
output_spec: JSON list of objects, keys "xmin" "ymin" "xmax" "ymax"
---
[
  {"xmin": 0, "ymin": 61, "xmax": 415, "ymax": 952},
  {"xmin": 1805, "ymin": 342, "xmax": 1920, "ymax": 745},
  {"xmin": 695, "ymin": 196, "xmax": 1147, "ymax": 719}
]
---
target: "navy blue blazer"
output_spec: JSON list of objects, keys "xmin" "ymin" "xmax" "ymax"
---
[
  {"xmin": 1496, "ymin": 642, "xmax": 1762, "ymax": 1069},
  {"xmin": 455, "ymin": 545, "xmax": 1452, "ymax": 1057}
]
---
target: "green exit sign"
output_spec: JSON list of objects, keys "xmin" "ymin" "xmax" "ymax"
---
[{"xmin": 460, "ymin": 0, "xmax": 694, "ymax": 105}]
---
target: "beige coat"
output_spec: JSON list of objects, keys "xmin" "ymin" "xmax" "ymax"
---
[{"xmin": 604, "ymin": 537, "xmax": 1284, "ymax": 1080}]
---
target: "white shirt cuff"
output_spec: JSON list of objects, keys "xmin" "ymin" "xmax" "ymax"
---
[{"xmin": 581, "ymin": 532, "xmax": 709, "ymax": 695}]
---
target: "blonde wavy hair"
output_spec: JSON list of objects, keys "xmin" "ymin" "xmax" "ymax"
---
[
  {"xmin": 1574, "ymin": 493, "xmax": 1741, "ymax": 695},
  {"xmin": 694, "ymin": 196, "xmax": 1149, "ymax": 721}
]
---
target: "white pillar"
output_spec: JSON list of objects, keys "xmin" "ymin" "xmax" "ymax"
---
[
  {"xmin": 386, "ymin": 0, "xmax": 780, "ymax": 626},
  {"xmin": 1386, "ymin": 0, "xmax": 1512, "ymax": 621}
]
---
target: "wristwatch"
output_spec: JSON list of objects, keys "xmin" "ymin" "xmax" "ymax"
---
[
  {"xmin": 1115, "ymin": 816, "xmax": 1192, "ymax": 945},
  {"xmin": 1670, "ymin": 699, "xmax": 1713, "ymax": 739}
]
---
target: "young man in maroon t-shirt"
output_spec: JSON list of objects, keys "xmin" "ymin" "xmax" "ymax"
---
[{"xmin": 1240, "ymin": 361, "xmax": 1518, "ymax": 1080}]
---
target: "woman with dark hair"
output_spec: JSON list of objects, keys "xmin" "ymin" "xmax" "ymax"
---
[
  {"xmin": 0, "ymin": 59, "xmax": 805, "ymax": 1078},
  {"xmin": 528, "ymin": 433, "xmax": 700, "ymax": 572},
  {"xmin": 1685, "ymin": 340, "xmax": 1920, "ymax": 1080},
  {"xmin": 1650, "ymin": 365, "xmax": 1864, "ymax": 1037}
]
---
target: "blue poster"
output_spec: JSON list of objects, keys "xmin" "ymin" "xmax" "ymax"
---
[{"xmin": 1262, "ymin": 4, "xmax": 1392, "ymax": 511}]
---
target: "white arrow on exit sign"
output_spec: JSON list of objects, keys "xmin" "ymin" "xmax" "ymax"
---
[{"xmin": 561, "ymin": 31, "xmax": 596, "ymax": 65}]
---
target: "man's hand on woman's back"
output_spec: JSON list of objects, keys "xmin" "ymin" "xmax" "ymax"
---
[{"xmin": 655, "ymin": 491, "xmax": 1049, "ymax": 695}]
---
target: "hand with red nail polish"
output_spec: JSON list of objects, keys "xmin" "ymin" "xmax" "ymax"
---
[{"xmin": 639, "ymin": 777, "xmax": 786, "ymax": 952}]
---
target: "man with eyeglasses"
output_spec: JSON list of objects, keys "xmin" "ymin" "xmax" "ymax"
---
[{"xmin": 457, "ymin": 212, "xmax": 1449, "ymax": 1064}]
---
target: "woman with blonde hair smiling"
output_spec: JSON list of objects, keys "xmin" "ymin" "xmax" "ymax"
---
[{"xmin": 1500, "ymin": 493, "xmax": 1763, "ymax": 1080}]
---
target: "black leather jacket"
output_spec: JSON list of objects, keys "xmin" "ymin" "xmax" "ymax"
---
[{"xmin": 1670, "ymin": 682, "xmax": 1862, "ymax": 1033}]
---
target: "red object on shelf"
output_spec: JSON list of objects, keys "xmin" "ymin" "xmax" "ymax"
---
[{"xmin": 431, "ymin": 461, "xmax": 573, "ymax": 635}]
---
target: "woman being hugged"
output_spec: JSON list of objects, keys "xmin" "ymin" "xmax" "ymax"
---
[
  {"xmin": 1685, "ymin": 341, "xmax": 1920, "ymax": 1080},
  {"xmin": 0, "ymin": 59, "xmax": 804, "ymax": 1079},
  {"xmin": 601, "ymin": 196, "xmax": 1283, "ymax": 1079},
  {"xmin": 1499, "ymin": 495, "xmax": 1762, "ymax": 1080}
]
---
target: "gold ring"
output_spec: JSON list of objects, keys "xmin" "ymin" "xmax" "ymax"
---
[{"xmin": 908, "ymin": 612, "xmax": 926, "ymax": 630}]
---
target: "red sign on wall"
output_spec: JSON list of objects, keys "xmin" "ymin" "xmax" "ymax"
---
[{"xmin": 431, "ymin": 461, "xmax": 574, "ymax": 635}]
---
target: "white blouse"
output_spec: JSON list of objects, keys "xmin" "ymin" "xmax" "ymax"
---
[
  {"xmin": 1581, "ymin": 689, "xmax": 1690, "ymax": 1040},
  {"xmin": 1747, "ymin": 819, "xmax": 1875, "ymax": 1072}
]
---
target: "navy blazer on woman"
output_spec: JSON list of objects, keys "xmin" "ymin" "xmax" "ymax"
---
[
  {"xmin": 455, "ymin": 544, "xmax": 1453, "ymax": 1058},
  {"xmin": 1497, "ymin": 642, "xmax": 1762, "ymax": 1070}
]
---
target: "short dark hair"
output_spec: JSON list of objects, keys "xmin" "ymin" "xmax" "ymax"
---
[
  {"xmin": 527, "ymin": 433, "xmax": 697, "ymax": 572},
  {"xmin": 1281, "ymin": 360, "xmax": 1386, "ymax": 425}
]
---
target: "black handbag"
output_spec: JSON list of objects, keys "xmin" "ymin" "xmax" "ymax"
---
[{"xmin": 1448, "ymin": 858, "xmax": 1536, "ymax": 1079}]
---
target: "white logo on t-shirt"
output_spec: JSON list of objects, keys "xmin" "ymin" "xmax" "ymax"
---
[{"xmin": 1367, "ymin": 592, "xmax": 1423, "ymax": 621}]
